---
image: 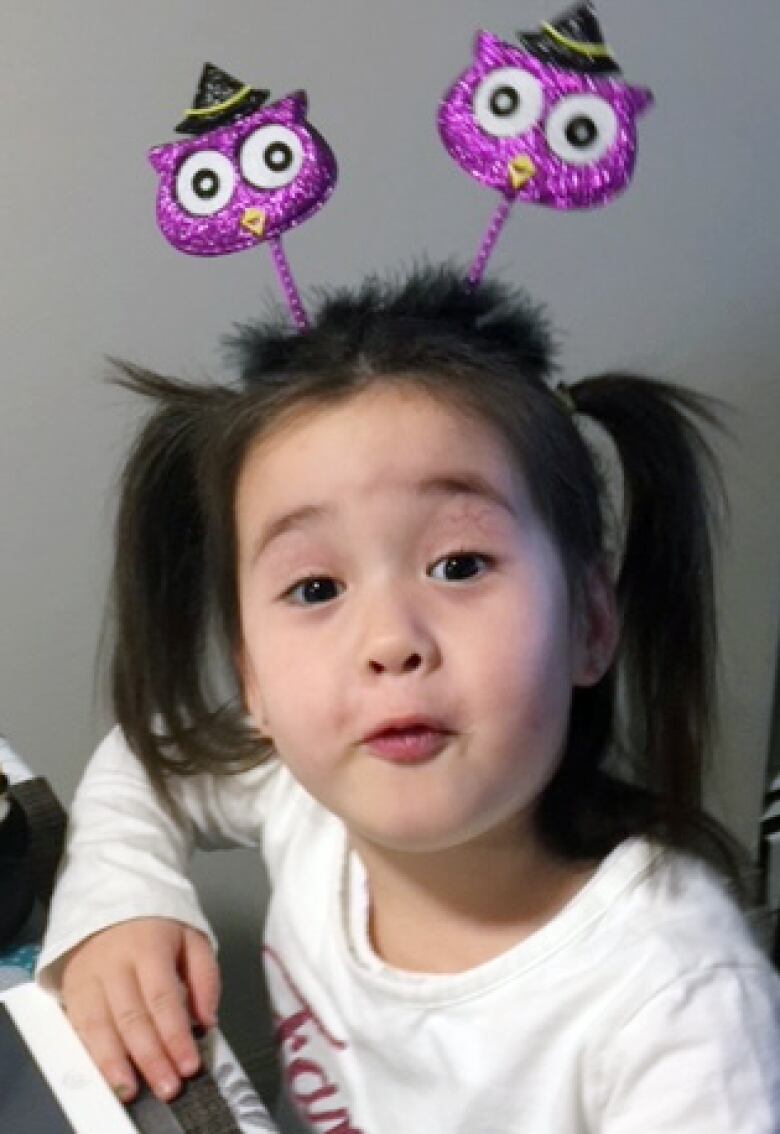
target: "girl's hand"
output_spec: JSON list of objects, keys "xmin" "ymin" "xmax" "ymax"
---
[{"xmin": 60, "ymin": 918, "xmax": 220, "ymax": 1103}]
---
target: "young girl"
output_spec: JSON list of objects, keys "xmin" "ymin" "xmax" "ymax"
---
[{"xmin": 39, "ymin": 265, "xmax": 779, "ymax": 1132}]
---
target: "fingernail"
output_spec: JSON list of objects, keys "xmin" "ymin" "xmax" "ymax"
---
[
  {"xmin": 156, "ymin": 1079, "xmax": 178, "ymax": 1101},
  {"xmin": 179, "ymin": 1054, "xmax": 200, "ymax": 1076},
  {"xmin": 113, "ymin": 1083, "xmax": 133, "ymax": 1102}
]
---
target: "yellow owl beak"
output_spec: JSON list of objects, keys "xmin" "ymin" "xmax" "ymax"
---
[
  {"xmin": 508, "ymin": 156, "xmax": 536, "ymax": 191},
  {"xmin": 240, "ymin": 208, "xmax": 267, "ymax": 239}
]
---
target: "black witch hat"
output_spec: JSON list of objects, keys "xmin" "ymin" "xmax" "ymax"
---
[
  {"xmin": 517, "ymin": 3, "xmax": 620, "ymax": 75},
  {"xmin": 175, "ymin": 63, "xmax": 270, "ymax": 135}
]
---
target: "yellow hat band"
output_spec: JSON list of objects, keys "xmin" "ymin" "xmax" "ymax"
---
[
  {"xmin": 184, "ymin": 83, "xmax": 252, "ymax": 120},
  {"xmin": 540, "ymin": 22, "xmax": 615, "ymax": 60}
]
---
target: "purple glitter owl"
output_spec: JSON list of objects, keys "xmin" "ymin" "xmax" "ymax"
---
[
  {"xmin": 149, "ymin": 64, "xmax": 338, "ymax": 329},
  {"xmin": 438, "ymin": 3, "xmax": 653, "ymax": 288}
]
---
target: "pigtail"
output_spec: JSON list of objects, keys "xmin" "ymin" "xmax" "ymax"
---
[
  {"xmin": 569, "ymin": 373, "xmax": 743, "ymax": 879},
  {"xmin": 108, "ymin": 364, "xmax": 261, "ymax": 790}
]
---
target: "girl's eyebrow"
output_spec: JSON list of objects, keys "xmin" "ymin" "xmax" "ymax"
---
[
  {"xmin": 418, "ymin": 474, "xmax": 517, "ymax": 517},
  {"xmin": 248, "ymin": 474, "xmax": 514, "ymax": 565},
  {"xmin": 249, "ymin": 503, "xmax": 334, "ymax": 564}
]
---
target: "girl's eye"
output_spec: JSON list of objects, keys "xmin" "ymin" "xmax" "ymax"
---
[
  {"xmin": 285, "ymin": 576, "xmax": 342, "ymax": 605},
  {"xmin": 428, "ymin": 553, "xmax": 490, "ymax": 582}
]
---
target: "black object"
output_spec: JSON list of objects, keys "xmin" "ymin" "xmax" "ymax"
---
[
  {"xmin": 0, "ymin": 1004, "xmax": 76, "ymax": 1134},
  {"xmin": 0, "ymin": 773, "xmax": 35, "ymax": 947},
  {"xmin": 175, "ymin": 63, "xmax": 270, "ymax": 135},
  {"xmin": 516, "ymin": 2, "xmax": 621, "ymax": 75},
  {"xmin": 1, "ymin": 768, "xmax": 245, "ymax": 1134}
]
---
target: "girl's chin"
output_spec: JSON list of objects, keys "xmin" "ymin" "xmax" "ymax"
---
[{"xmin": 346, "ymin": 812, "xmax": 525, "ymax": 859}]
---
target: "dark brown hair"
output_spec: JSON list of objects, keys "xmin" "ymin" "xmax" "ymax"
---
[{"xmin": 108, "ymin": 263, "xmax": 743, "ymax": 883}]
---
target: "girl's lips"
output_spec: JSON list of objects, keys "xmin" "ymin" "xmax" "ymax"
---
[{"xmin": 362, "ymin": 723, "xmax": 453, "ymax": 764}]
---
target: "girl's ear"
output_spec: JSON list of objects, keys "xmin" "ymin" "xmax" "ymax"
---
[{"xmin": 572, "ymin": 561, "xmax": 619, "ymax": 687}]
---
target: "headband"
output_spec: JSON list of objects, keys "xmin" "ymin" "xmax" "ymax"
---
[{"xmin": 148, "ymin": 3, "xmax": 652, "ymax": 324}]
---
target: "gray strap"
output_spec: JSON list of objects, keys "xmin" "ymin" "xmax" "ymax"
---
[
  {"xmin": 168, "ymin": 1072, "xmax": 245, "ymax": 1134},
  {"xmin": 10, "ymin": 778, "xmax": 67, "ymax": 905}
]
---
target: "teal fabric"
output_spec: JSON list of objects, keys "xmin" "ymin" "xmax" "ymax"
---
[{"xmin": 0, "ymin": 943, "xmax": 40, "ymax": 989}]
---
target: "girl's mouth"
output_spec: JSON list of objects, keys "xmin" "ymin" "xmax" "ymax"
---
[{"xmin": 362, "ymin": 721, "xmax": 453, "ymax": 764}]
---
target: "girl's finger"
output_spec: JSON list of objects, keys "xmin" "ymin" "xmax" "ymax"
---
[
  {"xmin": 63, "ymin": 975, "xmax": 138, "ymax": 1102},
  {"xmin": 136, "ymin": 951, "xmax": 203, "ymax": 1079},
  {"xmin": 180, "ymin": 927, "xmax": 220, "ymax": 1029},
  {"xmin": 106, "ymin": 967, "xmax": 183, "ymax": 1101}
]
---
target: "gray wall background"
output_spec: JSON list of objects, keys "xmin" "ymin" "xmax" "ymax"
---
[{"xmin": 2, "ymin": 0, "xmax": 778, "ymax": 1067}]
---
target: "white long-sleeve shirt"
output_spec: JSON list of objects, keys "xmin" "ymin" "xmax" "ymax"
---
[{"xmin": 39, "ymin": 728, "xmax": 780, "ymax": 1134}]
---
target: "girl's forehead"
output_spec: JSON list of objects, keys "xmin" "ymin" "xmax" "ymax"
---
[
  {"xmin": 243, "ymin": 383, "xmax": 519, "ymax": 483},
  {"xmin": 236, "ymin": 382, "xmax": 534, "ymax": 524}
]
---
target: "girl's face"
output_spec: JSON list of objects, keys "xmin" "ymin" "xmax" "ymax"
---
[{"xmin": 236, "ymin": 383, "xmax": 614, "ymax": 857}]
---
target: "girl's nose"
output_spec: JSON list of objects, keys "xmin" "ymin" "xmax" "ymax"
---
[
  {"xmin": 362, "ymin": 601, "xmax": 441, "ymax": 678},
  {"xmin": 367, "ymin": 642, "xmax": 425, "ymax": 676}
]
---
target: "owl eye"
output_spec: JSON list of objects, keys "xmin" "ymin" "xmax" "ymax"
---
[
  {"xmin": 473, "ymin": 68, "xmax": 543, "ymax": 138},
  {"xmin": 545, "ymin": 95, "xmax": 618, "ymax": 166},
  {"xmin": 175, "ymin": 150, "xmax": 236, "ymax": 216},
  {"xmin": 240, "ymin": 125, "xmax": 304, "ymax": 190}
]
